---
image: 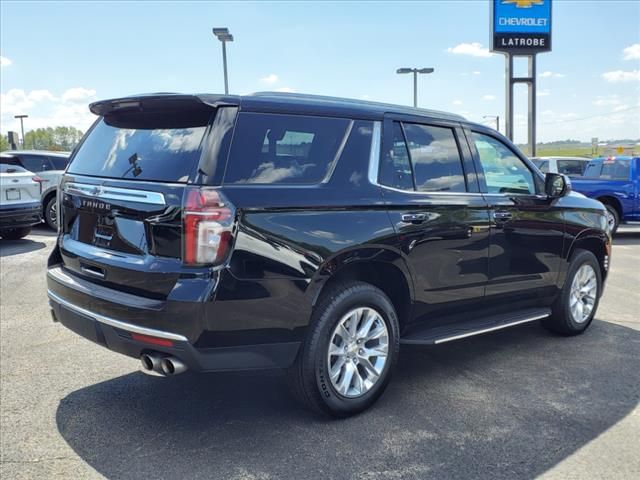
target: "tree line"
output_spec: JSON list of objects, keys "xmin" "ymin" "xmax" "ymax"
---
[{"xmin": 1, "ymin": 126, "xmax": 84, "ymax": 152}]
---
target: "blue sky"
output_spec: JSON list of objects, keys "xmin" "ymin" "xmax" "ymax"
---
[{"xmin": 1, "ymin": 0, "xmax": 639, "ymax": 143}]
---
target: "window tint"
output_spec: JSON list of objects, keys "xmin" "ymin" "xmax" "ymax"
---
[
  {"xmin": 49, "ymin": 156, "xmax": 69, "ymax": 170},
  {"xmin": 403, "ymin": 123, "xmax": 465, "ymax": 192},
  {"xmin": 20, "ymin": 155, "xmax": 51, "ymax": 172},
  {"xmin": 379, "ymin": 122, "xmax": 413, "ymax": 190},
  {"xmin": 531, "ymin": 159, "xmax": 549, "ymax": 173},
  {"xmin": 472, "ymin": 132, "xmax": 536, "ymax": 195},
  {"xmin": 224, "ymin": 113, "xmax": 350, "ymax": 184},
  {"xmin": 583, "ymin": 161, "xmax": 602, "ymax": 178},
  {"xmin": 557, "ymin": 160, "xmax": 586, "ymax": 176},
  {"xmin": 67, "ymin": 111, "xmax": 210, "ymax": 182},
  {"xmin": 601, "ymin": 159, "xmax": 630, "ymax": 180}
]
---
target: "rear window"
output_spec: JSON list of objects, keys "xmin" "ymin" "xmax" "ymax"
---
[
  {"xmin": 224, "ymin": 113, "xmax": 350, "ymax": 184},
  {"xmin": 0, "ymin": 164, "xmax": 28, "ymax": 173},
  {"xmin": 583, "ymin": 159, "xmax": 630, "ymax": 180},
  {"xmin": 67, "ymin": 111, "xmax": 210, "ymax": 182},
  {"xmin": 50, "ymin": 156, "xmax": 69, "ymax": 170}
]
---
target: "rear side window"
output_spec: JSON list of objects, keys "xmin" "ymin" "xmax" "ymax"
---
[
  {"xmin": 379, "ymin": 122, "xmax": 413, "ymax": 190},
  {"xmin": 557, "ymin": 159, "xmax": 586, "ymax": 176},
  {"xmin": 67, "ymin": 111, "xmax": 210, "ymax": 182},
  {"xmin": 0, "ymin": 164, "xmax": 28, "ymax": 173},
  {"xmin": 19, "ymin": 155, "xmax": 52, "ymax": 172},
  {"xmin": 402, "ymin": 123, "xmax": 466, "ymax": 192},
  {"xmin": 224, "ymin": 113, "xmax": 350, "ymax": 184}
]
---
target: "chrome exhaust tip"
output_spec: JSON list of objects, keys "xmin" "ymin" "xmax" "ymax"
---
[
  {"xmin": 160, "ymin": 356, "xmax": 187, "ymax": 376},
  {"xmin": 140, "ymin": 353, "xmax": 164, "ymax": 376}
]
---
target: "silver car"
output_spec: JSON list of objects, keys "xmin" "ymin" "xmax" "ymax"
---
[{"xmin": 0, "ymin": 150, "xmax": 70, "ymax": 229}]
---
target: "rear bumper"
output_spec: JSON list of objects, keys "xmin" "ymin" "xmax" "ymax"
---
[
  {"xmin": 47, "ymin": 267, "xmax": 300, "ymax": 373},
  {"xmin": 0, "ymin": 203, "xmax": 42, "ymax": 229}
]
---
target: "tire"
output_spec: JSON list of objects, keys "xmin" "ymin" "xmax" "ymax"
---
[
  {"xmin": 543, "ymin": 249, "xmax": 601, "ymax": 336},
  {"xmin": 602, "ymin": 203, "xmax": 620, "ymax": 235},
  {"xmin": 288, "ymin": 281, "xmax": 400, "ymax": 417},
  {"xmin": 0, "ymin": 227, "xmax": 32, "ymax": 240},
  {"xmin": 44, "ymin": 196, "xmax": 58, "ymax": 230}
]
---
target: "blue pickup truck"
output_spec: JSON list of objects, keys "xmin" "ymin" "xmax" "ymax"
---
[{"xmin": 570, "ymin": 156, "xmax": 639, "ymax": 233}]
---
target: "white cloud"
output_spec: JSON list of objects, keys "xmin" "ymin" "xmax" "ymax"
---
[
  {"xmin": 537, "ymin": 89, "xmax": 551, "ymax": 97},
  {"xmin": 593, "ymin": 94, "xmax": 620, "ymax": 107},
  {"xmin": 602, "ymin": 70, "xmax": 640, "ymax": 83},
  {"xmin": 259, "ymin": 73, "xmax": 279, "ymax": 85},
  {"xmin": 472, "ymin": 71, "xmax": 481, "ymax": 75},
  {"xmin": 613, "ymin": 105, "xmax": 631, "ymax": 112},
  {"xmin": 482, "ymin": 94, "xmax": 495, "ymax": 101},
  {"xmin": 0, "ymin": 56, "xmax": 12, "ymax": 67},
  {"xmin": 452, "ymin": 99, "xmax": 463, "ymax": 105},
  {"xmin": 1, "ymin": 87, "xmax": 98, "ymax": 135},
  {"xmin": 446, "ymin": 42, "xmax": 493, "ymax": 58},
  {"xmin": 61, "ymin": 87, "xmax": 97, "ymax": 103},
  {"xmin": 622, "ymin": 43, "xmax": 640, "ymax": 60},
  {"xmin": 275, "ymin": 87, "xmax": 296, "ymax": 93},
  {"xmin": 361, "ymin": 95, "xmax": 371, "ymax": 100},
  {"xmin": 539, "ymin": 71, "xmax": 566, "ymax": 78}
]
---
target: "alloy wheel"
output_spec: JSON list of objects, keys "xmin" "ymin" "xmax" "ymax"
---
[{"xmin": 569, "ymin": 264, "xmax": 597, "ymax": 323}]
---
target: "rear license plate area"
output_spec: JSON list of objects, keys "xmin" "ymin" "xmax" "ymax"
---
[{"xmin": 6, "ymin": 189, "xmax": 20, "ymax": 201}]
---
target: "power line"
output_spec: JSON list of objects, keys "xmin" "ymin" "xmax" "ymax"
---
[{"xmin": 541, "ymin": 106, "xmax": 640, "ymax": 125}]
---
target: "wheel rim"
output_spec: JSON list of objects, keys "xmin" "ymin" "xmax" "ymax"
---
[
  {"xmin": 605, "ymin": 209, "xmax": 616, "ymax": 231},
  {"xmin": 49, "ymin": 202, "xmax": 57, "ymax": 225},
  {"xmin": 569, "ymin": 264, "xmax": 598, "ymax": 324},
  {"xmin": 326, "ymin": 307, "xmax": 389, "ymax": 398}
]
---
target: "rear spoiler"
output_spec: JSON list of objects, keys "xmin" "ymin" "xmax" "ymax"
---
[{"xmin": 89, "ymin": 93, "xmax": 239, "ymax": 116}]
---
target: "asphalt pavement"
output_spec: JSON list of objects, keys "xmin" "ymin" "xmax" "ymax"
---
[{"xmin": 1, "ymin": 226, "xmax": 638, "ymax": 479}]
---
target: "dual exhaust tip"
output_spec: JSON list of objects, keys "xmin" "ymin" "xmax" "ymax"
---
[{"xmin": 140, "ymin": 353, "xmax": 187, "ymax": 376}]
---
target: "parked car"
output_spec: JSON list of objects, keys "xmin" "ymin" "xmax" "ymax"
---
[
  {"xmin": 571, "ymin": 156, "xmax": 639, "ymax": 233},
  {"xmin": 0, "ymin": 164, "xmax": 43, "ymax": 239},
  {"xmin": 530, "ymin": 156, "xmax": 591, "ymax": 176},
  {"xmin": 0, "ymin": 150, "xmax": 70, "ymax": 229},
  {"xmin": 47, "ymin": 92, "xmax": 611, "ymax": 416}
]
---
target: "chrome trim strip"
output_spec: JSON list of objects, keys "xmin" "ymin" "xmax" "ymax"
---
[
  {"xmin": 47, "ymin": 290, "xmax": 188, "ymax": 342},
  {"xmin": 368, "ymin": 121, "xmax": 382, "ymax": 185},
  {"xmin": 433, "ymin": 313, "xmax": 549, "ymax": 345},
  {"xmin": 64, "ymin": 182, "xmax": 166, "ymax": 205}
]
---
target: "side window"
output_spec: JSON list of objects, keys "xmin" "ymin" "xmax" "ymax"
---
[
  {"xmin": 557, "ymin": 160, "xmax": 585, "ymax": 176},
  {"xmin": 601, "ymin": 160, "xmax": 630, "ymax": 180},
  {"xmin": 49, "ymin": 156, "xmax": 69, "ymax": 170},
  {"xmin": 402, "ymin": 123, "xmax": 466, "ymax": 192},
  {"xmin": 583, "ymin": 161, "xmax": 603, "ymax": 178},
  {"xmin": 379, "ymin": 122, "xmax": 413, "ymax": 190},
  {"xmin": 224, "ymin": 113, "xmax": 350, "ymax": 184},
  {"xmin": 472, "ymin": 132, "xmax": 536, "ymax": 195}
]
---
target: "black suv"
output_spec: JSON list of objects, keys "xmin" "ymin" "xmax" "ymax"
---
[{"xmin": 47, "ymin": 93, "xmax": 611, "ymax": 416}]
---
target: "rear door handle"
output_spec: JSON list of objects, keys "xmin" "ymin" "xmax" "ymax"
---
[
  {"xmin": 493, "ymin": 211, "xmax": 513, "ymax": 221},
  {"xmin": 401, "ymin": 213, "xmax": 427, "ymax": 224}
]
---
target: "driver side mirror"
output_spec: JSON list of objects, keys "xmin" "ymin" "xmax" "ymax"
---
[{"xmin": 545, "ymin": 173, "xmax": 571, "ymax": 198}]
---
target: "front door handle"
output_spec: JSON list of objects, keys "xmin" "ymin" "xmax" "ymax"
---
[
  {"xmin": 493, "ymin": 210, "xmax": 513, "ymax": 221},
  {"xmin": 401, "ymin": 213, "xmax": 427, "ymax": 224}
]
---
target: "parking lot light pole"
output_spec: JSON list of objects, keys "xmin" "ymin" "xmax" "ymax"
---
[
  {"xmin": 396, "ymin": 67, "xmax": 434, "ymax": 107},
  {"xmin": 212, "ymin": 27, "xmax": 234, "ymax": 94},
  {"xmin": 14, "ymin": 114, "xmax": 28, "ymax": 149},
  {"xmin": 483, "ymin": 115, "xmax": 500, "ymax": 133}
]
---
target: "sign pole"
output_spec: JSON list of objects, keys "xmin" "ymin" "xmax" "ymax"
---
[
  {"xmin": 505, "ymin": 53, "xmax": 514, "ymax": 141},
  {"xmin": 528, "ymin": 55, "xmax": 537, "ymax": 156}
]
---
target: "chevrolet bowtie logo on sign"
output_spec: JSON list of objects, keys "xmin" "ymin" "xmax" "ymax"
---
[
  {"xmin": 491, "ymin": 0, "xmax": 552, "ymax": 54},
  {"xmin": 502, "ymin": 0, "xmax": 544, "ymax": 8}
]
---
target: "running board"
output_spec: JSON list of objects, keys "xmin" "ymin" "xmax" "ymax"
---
[{"xmin": 400, "ymin": 308, "xmax": 551, "ymax": 345}]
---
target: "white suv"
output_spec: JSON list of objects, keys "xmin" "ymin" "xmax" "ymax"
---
[
  {"xmin": 530, "ymin": 156, "xmax": 591, "ymax": 177},
  {"xmin": 0, "ymin": 164, "xmax": 42, "ymax": 239},
  {"xmin": 0, "ymin": 151, "xmax": 70, "ymax": 229}
]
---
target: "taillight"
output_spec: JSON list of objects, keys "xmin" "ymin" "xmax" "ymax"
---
[
  {"xmin": 183, "ymin": 186, "xmax": 235, "ymax": 266},
  {"xmin": 32, "ymin": 176, "xmax": 44, "ymax": 193}
]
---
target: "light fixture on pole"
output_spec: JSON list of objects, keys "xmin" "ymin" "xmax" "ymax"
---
[
  {"xmin": 14, "ymin": 115, "xmax": 28, "ymax": 149},
  {"xmin": 483, "ymin": 115, "xmax": 500, "ymax": 133},
  {"xmin": 212, "ymin": 27, "xmax": 234, "ymax": 94},
  {"xmin": 396, "ymin": 67, "xmax": 434, "ymax": 107}
]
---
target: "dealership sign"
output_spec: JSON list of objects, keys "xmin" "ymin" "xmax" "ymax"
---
[{"xmin": 491, "ymin": 0, "xmax": 552, "ymax": 54}]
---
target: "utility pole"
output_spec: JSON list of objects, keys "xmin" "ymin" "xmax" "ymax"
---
[{"xmin": 483, "ymin": 115, "xmax": 500, "ymax": 133}]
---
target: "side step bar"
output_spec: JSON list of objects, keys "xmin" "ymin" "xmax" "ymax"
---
[{"xmin": 400, "ymin": 308, "xmax": 550, "ymax": 346}]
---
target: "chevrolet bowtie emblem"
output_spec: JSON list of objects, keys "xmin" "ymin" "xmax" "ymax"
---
[{"xmin": 502, "ymin": 0, "xmax": 544, "ymax": 7}]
